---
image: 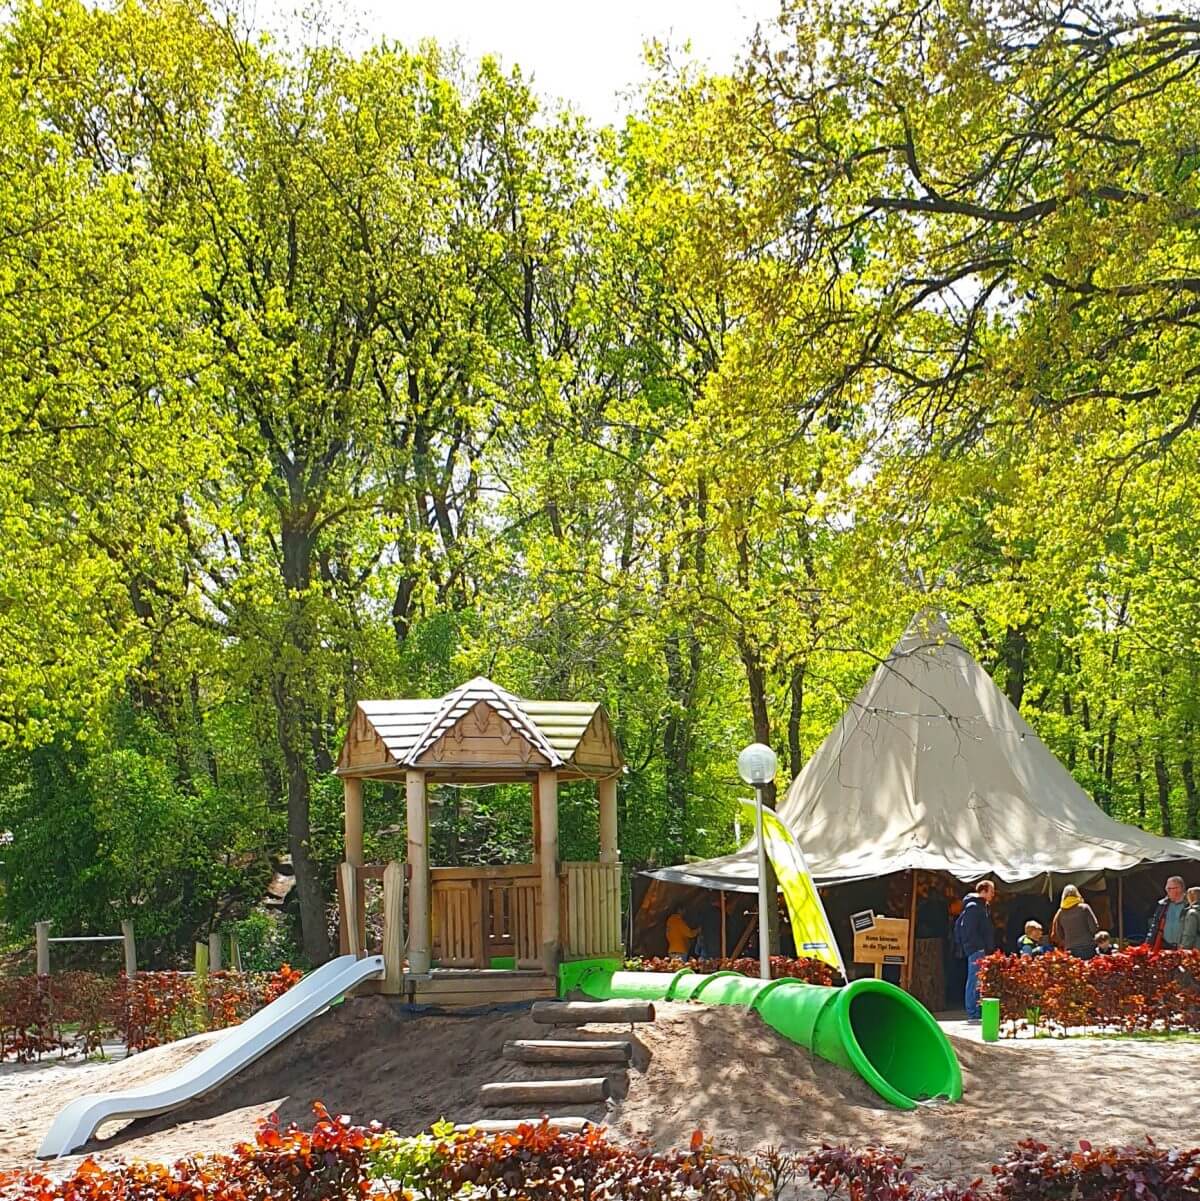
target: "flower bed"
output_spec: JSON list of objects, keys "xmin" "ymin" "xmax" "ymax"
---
[
  {"xmin": 977, "ymin": 944, "xmax": 1200, "ymax": 1035},
  {"xmin": 0, "ymin": 965, "xmax": 302, "ymax": 1060},
  {"xmin": 626, "ymin": 954, "xmax": 843, "ymax": 986},
  {"xmin": 3, "ymin": 1110, "xmax": 1198, "ymax": 1201}
]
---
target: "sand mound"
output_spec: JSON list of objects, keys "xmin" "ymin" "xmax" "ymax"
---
[{"xmin": 4, "ymin": 998, "xmax": 1200, "ymax": 1184}]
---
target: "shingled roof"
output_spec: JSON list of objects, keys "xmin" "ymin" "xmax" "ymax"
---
[{"xmin": 337, "ymin": 677, "xmax": 622, "ymax": 781}]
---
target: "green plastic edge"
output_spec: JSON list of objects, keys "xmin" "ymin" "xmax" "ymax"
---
[{"xmin": 557, "ymin": 957, "xmax": 623, "ymax": 998}]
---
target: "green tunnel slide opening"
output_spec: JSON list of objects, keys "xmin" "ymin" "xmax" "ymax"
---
[{"xmin": 563, "ymin": 962, "xmax": 962, "ymax": 1110}]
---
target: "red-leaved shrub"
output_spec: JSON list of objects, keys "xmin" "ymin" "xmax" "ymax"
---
[
  {"xmin": 627, "ymin": 954, "xmax": 843, "ymax": 986},
  {"xmin": 978, "ymin": 945, "xmax": 1200, "ymax": 1034},
  {"xmin": 0, "ymin": 1106, "xmax": 378, "ymax": 1201},
  {"xmin": 991, "ymin": 1138, "xmax": 1200, "ymax": 1200},
  {"xmin": 0, "ymin": 966, "xmax": 303, "ymax": 1060}
]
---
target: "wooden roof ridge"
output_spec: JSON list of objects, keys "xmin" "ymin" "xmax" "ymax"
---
[{"xmin": 404, "ymin": 676, "xmax": 565, "ymax": 768}]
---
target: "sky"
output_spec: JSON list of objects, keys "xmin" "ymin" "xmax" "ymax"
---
[{"xmin": 256, "ymin": 0, "xmax": 769, "ymax": 125}]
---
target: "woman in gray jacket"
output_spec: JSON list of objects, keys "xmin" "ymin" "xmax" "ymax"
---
[{"xmin": 1050, "ymin": 884, "xmax": 1100, "ymax": 959}]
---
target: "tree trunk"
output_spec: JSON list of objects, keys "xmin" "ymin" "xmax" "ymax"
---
[
  {"xmin": 1133, "ymin": 737, "xmax": 1146, "ymax": 824},
  {"xmin": 787, "ymin": 663, "xmax": 805, "ymax": 779},
  {"xmin": 1154, "ymin": 746, "xmax": 1173, "ymax": 838},
  {"xmin": 275, "ymin": 683, "xmax": 332, "ymax": 964},
  {"xmin": 1181, "ymin": 741, "xmax": 1199, "ymax": 839},
  {"xmin": 275, "ymin": 517, "xmax": 332, "ymax": 965},
  {"xmin": 1001, "ymin": 625, "xmax": 1028, "ymax": 710}
]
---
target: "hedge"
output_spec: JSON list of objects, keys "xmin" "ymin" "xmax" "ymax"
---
[
  {"xmin": 625, "ymin": 954, "xmax": 843, "ymax": 986},
  {"xmin": 0, "ymin": 966, "xmax": 301, "ymax": 1061},
  {"xmin": 3, "ymin": 1110, "xmax": 1199, "ymax": 1201},
  {"xmin": 977, "ymin": 944, "xmax": 1200, "ymax": 1035}
]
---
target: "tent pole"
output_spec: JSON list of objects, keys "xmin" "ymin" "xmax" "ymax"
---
[
  {"xmin": 720, "ymin": 892, "xmax": 727, "ymax": 959},
  {"xmin": 1118, "ymin": 874, "xmax": 1125, "ymax": 945},
  {"xmin": 904, "ymin": 869, "xmax": 919, "ymax": 992}
]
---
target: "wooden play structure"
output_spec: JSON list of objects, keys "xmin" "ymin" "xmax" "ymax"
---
[{"xmin": 335, "ymin": 677, "xmax": 624, "ymax": 1007}]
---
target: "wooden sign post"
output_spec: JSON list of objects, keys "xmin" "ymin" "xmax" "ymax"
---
[{"xmin": 852, "ymin": 914, "xmax": 910, "ymax": 979}]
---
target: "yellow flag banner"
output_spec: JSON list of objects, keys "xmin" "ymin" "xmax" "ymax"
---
[{"xmin": 740, "ymin": 800, "xmax": 846, "ymax": 976}]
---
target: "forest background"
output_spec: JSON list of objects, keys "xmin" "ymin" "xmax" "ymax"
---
[{"xmin": 1, "ymin": 0, "xmax": 1198, "ymax": 967}]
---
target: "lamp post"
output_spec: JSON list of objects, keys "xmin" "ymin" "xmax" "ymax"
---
[{"xmin": 738, "ymin": 741, "xmax": 778, "ymax": 980}]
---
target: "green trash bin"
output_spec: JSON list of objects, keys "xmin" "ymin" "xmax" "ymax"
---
[{"xmin": 981, "ymin": 997, "xmax": 1000, "ymax": 1042}]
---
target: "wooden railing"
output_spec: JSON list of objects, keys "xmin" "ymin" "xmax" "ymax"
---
[
  {"xmin": 343, "ymin": 859, "xmax": 621, "ymax": 977},
  {"xmin": 561, "ymin": 860, "xmax": 622, "ymax": 960},
  {"xmin": 431, "ymin": 865, "xmax": 541, "ymax": 969}
]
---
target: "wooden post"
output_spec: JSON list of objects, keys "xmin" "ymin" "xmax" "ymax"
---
[
  {"xmin": 538, "ymin": 769, "xmax": 560, "ymax": 974},
  {"xmin": 344, "ymin": 776, "xmax": 366, "ymax": 952},
  {"xmin": 903, "ymin": 869, "xmax": 919, "ymax": 992},
  {"xmin": 407, "ymin": 770, "xmax": 431, "ymax": 974},
  {"xmin": 382, "ymin": 860, "xmax": 405, "ymax": 993},
  {"xmin": 598, "ymin": 776, "xmax": 619, "ymax": 864},
  {"xmin": 229, "ymin": 929, "xmax": 243, "ymax": 972},
  {"xmin": 35, "ymin": 921, "xmax": 50, "ymax": 976},
  {"xmin": 339, "ymin": 863, "xmax": 362, "ymax": 957},
  {"xmin": 208, "ymin": 931, "xmax": 223, "ymax": 971},
  {"xmin": 121, "ymin": 920, "xmax": 137, "ymax": 976},
  {"xmin": 343, "ymin": 776, "xmax": 364, "ymax": 865}
]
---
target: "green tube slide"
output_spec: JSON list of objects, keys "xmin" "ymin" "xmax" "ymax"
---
[{"xmin": 565, "ymin": 963, "xmax": 962, "ymax": 1110}]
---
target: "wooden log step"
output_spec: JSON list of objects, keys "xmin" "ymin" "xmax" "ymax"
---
[
  {"xmin": 479, "ymin": 1077, "xmax": 611, "ymax": 1107},
  {"xmin": 455, "ymin": 1117, "xmax": 594, "ymax": 1134},
  {"xmin": 530, "ymin": 1000, "xmax": 655, "ymax": 1026},
  {"xmin": 503, "ymin": 1039, "xmax": 632, "ymax": 1064}
]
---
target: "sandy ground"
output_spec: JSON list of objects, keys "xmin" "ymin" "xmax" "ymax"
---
[{"xmin": 4, "ymin": 998, "xmax": 1200, "ymax": 1185}]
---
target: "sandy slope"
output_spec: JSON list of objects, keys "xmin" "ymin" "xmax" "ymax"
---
[{"xmin": 4, "ymin": 998, "xmax": 1199, "ymax": 1185}]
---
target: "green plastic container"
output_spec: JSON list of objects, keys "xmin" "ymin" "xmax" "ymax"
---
[
  {"xmin": 570, "ymin": 964, "xmax": 962, "ymax": 1110},
  {"xmin": 980, "ymin": 997, "xmax": 1000, "ymax": 1042}
]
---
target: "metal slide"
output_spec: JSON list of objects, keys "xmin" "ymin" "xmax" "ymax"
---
[{"xmin": 38, "ymin": 953, "xmax": 386, "ymax": 1159}]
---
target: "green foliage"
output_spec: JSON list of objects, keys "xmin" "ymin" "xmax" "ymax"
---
[{"xmin": 1, "ymin": 0, "xmax": 1199, "ymax": 962}]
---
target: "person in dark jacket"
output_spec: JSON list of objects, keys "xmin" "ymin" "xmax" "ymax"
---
[
  {"xmin": 954, "ymin": 879, "xmax": 996, "ymax": 1022},
  {"xmin": 1146, "ymin": 877, "xmax": 1188, "ymax": 950}
]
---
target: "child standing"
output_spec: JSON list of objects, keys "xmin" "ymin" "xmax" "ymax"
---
[{"xmin": 1017, "ymin": 920, "xmax": 1049, "ymax": 957}]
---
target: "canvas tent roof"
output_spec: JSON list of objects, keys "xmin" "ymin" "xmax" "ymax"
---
[{"xmin": 649, "ymin": 614, "xmax": 1200, "ymax": 893}]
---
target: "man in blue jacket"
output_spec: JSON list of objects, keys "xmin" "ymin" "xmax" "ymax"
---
[{"xmin": 954, "ymin": 879, "xmax": 996, "ymax": 1023}]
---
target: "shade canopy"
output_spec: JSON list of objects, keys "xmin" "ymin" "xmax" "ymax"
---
[
  {"xmin": 336, "ymin": 676, "xmax": 623, "ymax": 782},
  {"xmin": 650, "ymin": 614, "xmax": 1200, "ymax": 892}
]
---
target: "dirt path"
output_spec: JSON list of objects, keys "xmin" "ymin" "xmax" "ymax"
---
[{"xmin": 4, "ymin": 999, "xmax": 1199, "ymax": 1185}]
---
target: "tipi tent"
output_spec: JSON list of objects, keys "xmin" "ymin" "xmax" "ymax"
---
[{"xmin": 648, "ymin": 613, "xmax": 1200, "ymax": 894}]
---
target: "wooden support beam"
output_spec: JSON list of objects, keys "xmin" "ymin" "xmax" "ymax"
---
[
  {"xmin": 35, "ymin": 921, "xmax": 50, "ymax": 976},
  {"xmin": 531, "ymin": 999, "xmax": 655, "ymax": 1025},
  {"xmin": 121, "ymin": 920, "xmax": 137, "ymax": 977},
  {"xmin": 503, "ymin": 1039, "xmax": 632, "ymax": 1064},
  {"xmin": 480, "ymin": 1077, "xmax": 610, "ymax": 1107},
  {"xmin": 340, "ymin": 862, "xmax": 362, "ymax": 957},
  {"xmin": 407, "ymin": 770, "xmax": 431, "ymax": 974},
  {"xmin": 208, "ymin": 931, "xmax": 223, "ymax": 971},
  {"xmin": 598, "ymin": 776, "xmax": 619, "ymax": 864},
  {"xmin": 382, "ymin": 860, "xmax": 405, "ymax": 994},
  {"xmin": 344, "ymin": 776, "xmax": 366, "ymax": 952},
  {"xmin": 537, "ymin": 770, "xmax": 560, "ymax": 974},
  {"xmin": 904, "ymin": 869, "xmax": 919, "ymax": 993}
]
